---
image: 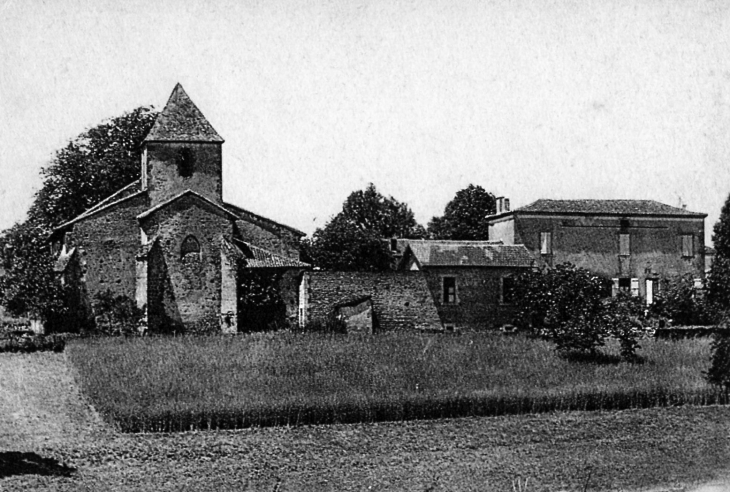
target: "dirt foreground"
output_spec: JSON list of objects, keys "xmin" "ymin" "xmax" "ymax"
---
[{"xmin": 1, "ymin": 352, "xmax": 730, "ymax": 491}]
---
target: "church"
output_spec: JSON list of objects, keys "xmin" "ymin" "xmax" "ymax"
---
[{"xmin": 51, "ymin": 84, "xmax": 308, "ymax": 333}]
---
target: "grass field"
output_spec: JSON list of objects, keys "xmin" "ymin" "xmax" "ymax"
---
[
  {"xmin": 2, "ymin": 350, "xmax": 730, "ymax": 491},
  {"xmin": 66, "ymin": 331, "xmax": 727, "ymax": 432}
]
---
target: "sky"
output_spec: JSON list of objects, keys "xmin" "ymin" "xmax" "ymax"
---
[{"xmin": 1, "ymin": 0, "xmax": 729, "ymax": 243}]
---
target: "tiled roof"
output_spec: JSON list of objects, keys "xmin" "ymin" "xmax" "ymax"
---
[
  {"xmin": 137, "ymin": 190, "xmax": 238, "ymax": 221},
  {"xmin": 223, "ymin": 202, "xmax": 306, "ymax": 237},
  {"xmin": 233, "ymin": 239, "xmax": 310, "ymax": 268},
  {"xmin": 513, "ymin": 199, "xmax": 706, "ymax": 217},
  {"xmin": 144, "ymin": 83, "xmax": 224, "ymax": 143},
  {"xmin": 405, "ymin": 240, "xmax": 534, "ymax": 267}
]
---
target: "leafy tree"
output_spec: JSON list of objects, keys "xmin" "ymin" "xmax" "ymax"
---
[
  {"xmin": 30, "ymin": 106, "xmax": 157, "ymax": 226},
  {"xmin": 0, "ymin": 106, "xmax": 157, "ymax": 321},
  {"xmin": 514, "ymin": 263, "xmax": 652, "ymax": 360},
  {"xmin": 427, "ymin": 184, "xmax": 496, "ymax": 240},
  {"xmin": 305, "ymin": 183, "xmax": 426, "ymax": 271},
  {"xmin": 707, "ymin": 192, "xmax": 730, "ymax": 314}
]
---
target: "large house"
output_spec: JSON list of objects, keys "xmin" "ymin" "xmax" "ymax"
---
[
  {"xmin": 51, "ymin": 84, "xmax": 308, "ymax": 333},
  {"xmin": 487, "ymin": 197, "xmax": 707, "ymax": 303}
]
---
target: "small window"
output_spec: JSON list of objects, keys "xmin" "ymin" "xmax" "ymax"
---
[
  {"xmin": 682, "ymin": 235, "xmax": 694, "ymax": 258},
  {"xmin": 540, "ymin": 232, "xmax": 552, "ymax": 255},
  {"xmin": 442, "ymin": 276, "xmax": 457, "ymax": 304},
  {"xmin": 619, "ymin": 234, "xmax": 630, "ymax": 256},
  {"xmin": 444, "ymin": 324, "xmax": 456, "ymax": 332},
  {"xmin": 390, "ymin": 238, "xmax": 398, "ymax": 252},
  {"xmin": 177, "ymin": 147, "xmax": 195, "ymax": 178},
  {"xmin": 180, "ymin": 235, "xmax": 201, "ymax": 262},
  {"xmin": 501, "ymin": 276, "xmax": 517, "ymax": 304}
]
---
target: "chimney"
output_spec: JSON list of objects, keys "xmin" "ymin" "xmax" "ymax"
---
[
  {"xmin": 496, "ymin": 197, "xmax": 504, "ymax": 214},
  {"xmin": 504, "ymin": 198, "xmax": 510, "ymax": 212}
]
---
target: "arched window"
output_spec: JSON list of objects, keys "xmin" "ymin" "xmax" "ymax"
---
[
  {"xmin": 180, "ymin": 235, "xmax": 201, "ymax": 262},
  {"xmin": 176, "ymin": 147, "xmax": 195, "ymax": 178}
]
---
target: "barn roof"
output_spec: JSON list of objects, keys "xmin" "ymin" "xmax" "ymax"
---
[
  {"xmin": 405, "ymin": 240, "xmax": 534, "ymax": 268},
  {"xmin": 144, "ymin": 83, "xmax": 224, "ymax": 143}
]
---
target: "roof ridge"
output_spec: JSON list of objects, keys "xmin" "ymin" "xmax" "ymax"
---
[
  {"xmin": 222, "ymin": 201, "xmax": 305, "ymax": 237},
  {"xmin": 54, "ymin": 189, "xmax": 147, "ymax": 232}
]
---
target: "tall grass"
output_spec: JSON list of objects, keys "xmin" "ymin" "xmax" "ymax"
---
[{"xmin": 66, "ymin": 332, "xmax": 726, "ymax": 432}]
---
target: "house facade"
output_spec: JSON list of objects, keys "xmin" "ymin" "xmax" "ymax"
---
[
  {"xmin": 397, "ymin": 240, "xmax": 535, "ymax": 330},
  {"xmin": 51, "ymin": 84, "xmax": 307, "ymax": 333},
  {"xmin": 487, "ymin": 198, "xmax": 707, "ymax": 303}
]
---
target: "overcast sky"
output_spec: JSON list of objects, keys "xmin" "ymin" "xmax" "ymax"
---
[{"xmin": 1, "ymin": 0, "xmax": 729, "ymax": 243}]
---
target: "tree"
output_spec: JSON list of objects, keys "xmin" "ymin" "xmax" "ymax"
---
[
  {"xmin": 514, "ymin": 263, "xmax": 652, "ymax": 361},
  {"xmin": 0, "ymin": 106, "xmax": 157, "ymax": 321},
  {"xmin": 707, "ymin": 192, "xmax": 730, "ymax": 315},
  {"xmin": 513, "ymin": 263, "xmax": 612, "ymax": 355},
  {"xmin": 29, "ymin": 106, "xmax": 157, "ymax": 226},
  {"xmin": 304, "ymin": 183, "xmax": 426, "ymax": 271},
  {"xmin": 427, "ymin": 185, "xmax": 496, "ymax": 240}
]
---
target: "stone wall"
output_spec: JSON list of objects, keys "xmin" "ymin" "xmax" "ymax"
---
[
  {"xmin": 303, "ymin": 271, "xmax": 442, "ymax": 331},
  {"xmin": 233, "ymin": 216, "xmax": 302, "ymax": 260},
  {"xmin": 421, "ymin": 266, "xmax": 526, "ymax": 330},
  {"xmin": 67, "ymin": 193, "xmax": 149, "ymax": 304},
  {"xmin": 140, "ymin": 196, "xmax": 234, "ymax": 333},
  {"xmin": 145, "ymin": 142, "xmax": 223, "ymax": 207}
]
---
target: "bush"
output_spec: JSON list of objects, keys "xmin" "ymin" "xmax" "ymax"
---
[
  {"xmin": 93, "ymin": 290, "xmax": 144, "ymax": 336},
  {"xmin": 0, "ymin": 333, "xmax": 66, "ymax": 353},
  {"xmin": 650, "ymin": 274, "xmax": 718, "ymax": 326},
  {"xmin": 601, "ymin": 293, "xmax": 650, "ymax": 361}
]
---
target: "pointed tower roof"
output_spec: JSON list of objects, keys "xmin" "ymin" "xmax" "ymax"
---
[{"xmin": 144, "ymin": 83, "xmax": 224, "ymax": 143}]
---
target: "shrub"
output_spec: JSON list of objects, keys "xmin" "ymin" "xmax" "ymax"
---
[
  {"xmin": 93, "ymin": 290, "xmax": 144, "ymax": 336},
  {"xmin": 601, "ymin": 293, "xmax": 651, "ymax": 361},
  {"xmin": 650, "ymin": 274, "xmax": 718, "ymax": 326}
]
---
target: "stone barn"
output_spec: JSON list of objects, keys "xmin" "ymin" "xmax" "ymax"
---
[
  {"xmin": 51, "ymin": 84, "xmax": 308, "ymax": 333},
  {"xmin": 397, "ymin": 240, "xmax": 535, "ymax": 330}
]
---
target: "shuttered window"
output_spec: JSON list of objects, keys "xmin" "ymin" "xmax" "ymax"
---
[
  {"xmin": 540, "ymin": 232, "xmax": 552, "ymax": 255},
  {"xmin": 619, "ymin": 234, "xmax": 630, "ymax": 256},
  {"xmin": 682, "ymin": 235, "xmax": 694, "ymax": 257}
]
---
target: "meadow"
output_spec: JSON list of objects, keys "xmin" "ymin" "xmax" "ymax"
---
[{"xmin": 65, "ymin": 331, "xmax": 727, "ymax": 433}]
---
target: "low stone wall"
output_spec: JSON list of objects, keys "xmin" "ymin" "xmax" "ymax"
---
[{"xmin": 303, "ymin": 271, "xmax": 442, "ymax": 332}]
